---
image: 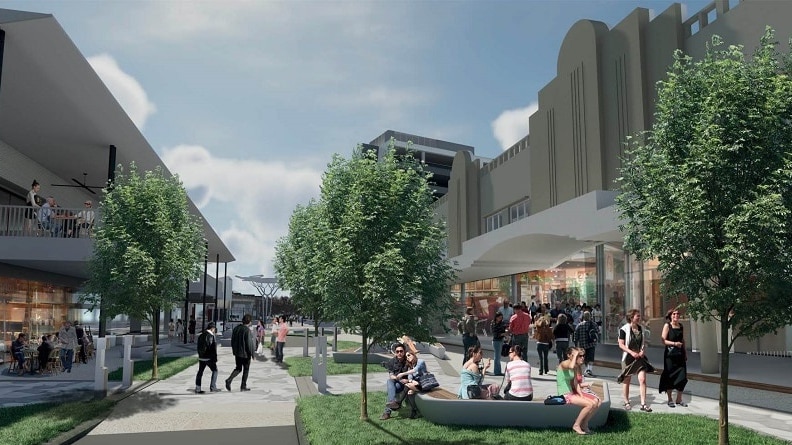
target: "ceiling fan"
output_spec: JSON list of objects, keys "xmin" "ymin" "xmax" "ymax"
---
[{"xmin": 51, "ymin": 173, "xmax": 105, "ymax": 195}]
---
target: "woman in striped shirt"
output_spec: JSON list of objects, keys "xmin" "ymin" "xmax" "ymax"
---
[{"xmin": 503, "ymin": 344, "xmax": 533, "ymax": 401}]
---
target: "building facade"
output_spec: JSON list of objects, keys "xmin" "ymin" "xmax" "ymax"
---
[
  {"xmin": 437, "ymin": 0, "xmax": 792, "ymax": 352},
  {"xmin": 364, "ymin": 130, "xmax": 484, "ymax": 199},
  {"xmin": 0, "ymin": 9, "xmax": 235, "ymax": 348}
]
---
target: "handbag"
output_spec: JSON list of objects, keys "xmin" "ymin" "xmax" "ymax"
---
[
  {"xmin": 467, "ymin": 384, "xmax": 487, "ymax": 399},
  {"xmin": 418, "ymin": 372, "xmax": 439, "ymax": 391},
  {"xmin": 544, "ymin": 395, "xmax": 566, "ymax": 405},
  {"xmin": 500, "ymin": 341, "xmax": 510, "ymax": 357},
  {"xmin": 667, "ymin": 345, "xmax": 683, "ymax": 357}
]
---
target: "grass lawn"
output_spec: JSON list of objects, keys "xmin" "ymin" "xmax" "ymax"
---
[
  {"xmin": 0, "ymin": 399, "xmax": 115, "ymax": 445},
  {"xmin": 298, "ymin": 392, "xmax": 787, "ymax": 445},
  {"xmin": 108, "ymin": 356, "xmax": 196, "ymax": 381},
  {"xmin": 284, "ymin": 355, "xmax": 379, "ymax": 377}
]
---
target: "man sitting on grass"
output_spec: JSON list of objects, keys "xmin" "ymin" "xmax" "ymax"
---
[{"xmin": 380, "ymin": 343, "xmax": 409, "ymax": 420}]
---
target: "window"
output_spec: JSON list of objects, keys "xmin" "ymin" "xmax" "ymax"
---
[
  {"xmin": 509, "ymin": 199, "xmax": 530, "ymax": 223},
  {"xmin": 485, "ymin": 213, "xmax": 502, "ymax": 233}
]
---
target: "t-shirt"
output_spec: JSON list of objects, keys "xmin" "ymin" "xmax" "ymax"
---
[{"xmin": 505, "ymin": 359, "xmax": 533, "ymax": 398}]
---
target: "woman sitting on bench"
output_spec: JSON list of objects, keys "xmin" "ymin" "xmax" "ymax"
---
[
  {"xmin": 557, "ymin": 347, "xmax": 600, "ymax": 435},
  {"xmin": 503, "ymin": 344, "xmax": 533, "ymax": 400}
]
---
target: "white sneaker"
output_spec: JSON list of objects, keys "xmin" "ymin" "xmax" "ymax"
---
[{"xmin": 585, "ymin": 370, "xmax": 595, "ymax": 377}]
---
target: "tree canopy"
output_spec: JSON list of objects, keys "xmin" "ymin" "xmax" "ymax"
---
[
  {"xmin": 274, "ymin": 200, "xmax": 327, "ymax": 334},
  {"xmin": 275, "ymin": 143, "xmax": 456, "ymax": 419},
  {"xmin": 83, "ymin": 163, "xmax": 206, "ymax": 378},
  {"xmin": 617, "ymin": 29, "xmax": 792, "ymax": 444}
]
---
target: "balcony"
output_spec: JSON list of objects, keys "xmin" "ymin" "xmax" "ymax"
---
[{"xmin": 0, "ymin": 205, "xmax": 96, "ymax": 278}]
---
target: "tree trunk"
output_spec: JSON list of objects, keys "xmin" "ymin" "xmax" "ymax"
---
[
  {"xmin": 718, "ymin": 318, "xmax": 730, "ymax": 445},
  {"xmin": 152, "ymin": 310, "xmax": 160, "ymax": 379},
  {"xmin": 360, "ymin": 332, "xmax": 369, "ymax": 420}
]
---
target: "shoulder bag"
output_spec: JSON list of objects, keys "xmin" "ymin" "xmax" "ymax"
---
[{"xmin": 418, "ymin": 372, "xmax": 439, "ymax": 391}]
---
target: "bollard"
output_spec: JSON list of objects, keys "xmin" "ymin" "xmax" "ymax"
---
[
  {"xmin": 312, "ymin": 335, "xmax": 327, "ymax": 392},
  {"xmin": 122, "ymin": 335, "xmax": 134, "ymax": 388},
  {"xmin": 303, "ymin": 328, "xmax": 309, "ymax": 357},
  {"xmin": 94, "ymin": 337, "xmax": 108, "ymax": 399}
]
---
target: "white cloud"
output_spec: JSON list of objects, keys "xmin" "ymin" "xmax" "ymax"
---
[
  {"xmin": 491, "ymin": 102, "xmax": 538, "ymax": 150},
  {"xmin": 161, "ymin": 144, "xmax": 324, "ymax": 292},
  {"xmin": 88, "ymin": 54, "xmax": 157, "ymax": 129}
]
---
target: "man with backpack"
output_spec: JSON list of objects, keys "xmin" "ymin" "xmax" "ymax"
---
[
  {"xmin": 574, "ymin": 311, "xmax": 598, "ymax": 377},
  {"xmin": 195, "ymin": 322, "xmax": 221, "ymax": 393}
]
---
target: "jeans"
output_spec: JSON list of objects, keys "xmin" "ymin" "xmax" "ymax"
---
[
  {"xmin": 555, "ymin": 340, "xmax": 569, "ymax": 364},
  {"xmin": 61, "ymin": 348, "xmax": 74, "ymax": 371},
  {"xmin": 492, "ymin": 339, "xmax": 503, "ymax": 375},
  {"xmin": 512, "ymin": 333, "xmax": 529, "ymax": 361},
  {"xmin": 275, "ymin": 341, "xmax": 285, "ymax": 362},
  {"xmin": 196, "ymin": 360, "xmax": 218, "ymax": 389},
  {"xmin": 537, "ymin": 342, "xmax": 550, "ymax": 374},
  {"xmin": 228, "ymin": 356, "xmax": 251, "ymax": 388},
  {"xmin": 13, "ymin": 351, "xmax": 25, "ymax": 372},
  {"xmin": 384, "ymin": 378, "xmax": 405, "ymax": 414}
]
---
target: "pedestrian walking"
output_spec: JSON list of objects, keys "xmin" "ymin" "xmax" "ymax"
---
[
  {"xmin": 195, "ymin": 322, "xmax": 221, "ymax": 393},
  {"xmin": 225, "ymin": 314, "xmax": 255, "ymax": 391}
]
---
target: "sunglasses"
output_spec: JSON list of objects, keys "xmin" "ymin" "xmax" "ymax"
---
[{"xmin": 395, "ymin": 350, "xmax": 405, "ymax": 354}]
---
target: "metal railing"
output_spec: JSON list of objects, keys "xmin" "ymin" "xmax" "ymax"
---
[{"xmin": 0, "ymin": 204, "xmax": 98, "ymax": 238}]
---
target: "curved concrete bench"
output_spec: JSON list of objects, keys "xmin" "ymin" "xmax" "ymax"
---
[{"xmin": 415, "ymin": 381, "xmax": 610, "ymax": 428}]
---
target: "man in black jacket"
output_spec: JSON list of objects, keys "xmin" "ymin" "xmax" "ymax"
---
[
  {"xmin": 380, "ymin": 343, "xmax": 409, "ymax": 420},
  {"xmin": 195, "ymin": 322, "xmax": 221, "ymax": 393},
  {"xmin": 225, "ymin": 314, "xmax": 255, "ymax": 391}
]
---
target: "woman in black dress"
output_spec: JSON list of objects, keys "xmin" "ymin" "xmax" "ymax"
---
[{"xmin": 659, "ymin": 308, "xmax": 688, "ymax": 407}]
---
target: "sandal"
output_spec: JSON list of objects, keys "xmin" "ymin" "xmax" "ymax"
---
[
  {"xmin": 667, "ymin": 401, "xmax": 676, "ymax": 408},
  {"xmin": 623, "ymin": 401, "xmax": 632, "ymax": 411},
  {"xmin": 640, "ymin": 404, "xmax": 653, "ymax": 412},
  {"xmin": 676, "ymin": 401, "xmax": 688, "ymax": 407}
]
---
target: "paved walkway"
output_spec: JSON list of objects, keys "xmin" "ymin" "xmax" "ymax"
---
[{"xmin": 1, "ymin": 331, "xmax": 791, "ymax": 444}]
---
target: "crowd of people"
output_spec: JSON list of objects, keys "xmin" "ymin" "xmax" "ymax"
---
[
  {"xmin": 24, "ymin": 179, "xmax": 95, "ymax": 238},
  {"xmin": 446, "ymin": 300, "xmax": 689, "ymax": 433},
  {"xmin": 192, "ymin": 313, "xmax": 292, "ymax": 394},
  {"xmin": 8, "ymin": 320, "xmax": 91, "ymax": 376}
]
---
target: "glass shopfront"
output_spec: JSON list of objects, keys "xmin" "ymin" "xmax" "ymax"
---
[
  {"xmin": 453, "ymin": 242, "xmax": 681, "ymax": 345},
  {"xmin": 0, "ymin": 277, "xmax": 85, "ymax": 349}
]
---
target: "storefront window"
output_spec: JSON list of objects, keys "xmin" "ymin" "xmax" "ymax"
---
[
  {"xmin": 602, "ymin": 244, "xmax": 626, "ymax": 343},
  {"xmin": 0, "ymin": 277, "xmax": 79, "ymax": 347}
]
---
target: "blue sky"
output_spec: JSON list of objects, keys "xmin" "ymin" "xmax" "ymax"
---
[{"xmin": 2, "ymin": 0, "xmax": 713, "ymax": 294}]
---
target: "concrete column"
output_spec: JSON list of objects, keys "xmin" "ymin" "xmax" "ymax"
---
[
  {"xmin": 94, "ymin": 337, "xmax": 108, "ymax": 399},
  {"xmin": 511, "ymin": 275, "xmax": 518, "ymax": 304},
  {"xmin": 696, "ymin": 319, "xmax": 719, "ymax": 374},
  {"xmin": 122, "ymin": 335, "xmax": 134, "ymax": 388}
]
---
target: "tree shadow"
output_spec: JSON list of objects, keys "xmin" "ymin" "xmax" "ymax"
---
[{"xmin": 103, "ymin": 390, "xmax": 179, "ymax": 419}]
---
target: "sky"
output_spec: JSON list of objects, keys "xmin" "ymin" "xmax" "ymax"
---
[{"xmin": 1, "ymin": 0, "xmax": 715, "ymax": 294}]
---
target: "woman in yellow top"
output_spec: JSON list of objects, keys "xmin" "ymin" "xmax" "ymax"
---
[{"xmin": 556, "ymin": 347, "xmax": 600, "ymax": 435}]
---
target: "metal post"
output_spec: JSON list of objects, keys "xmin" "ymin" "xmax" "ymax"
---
[
  {"xmin": 214, "ymin": 254, "xmax": 219, "ymax": 322},
  {"xmin": 184, "ymin": 280, "xmax": 189, "ymax": 344},
  {"xmin": 223, "ymin": 263, "xmax": 228, "ymax": 327},
  {"xmin": 202, "ymin": 243, "xmax": 208, "ymax": 331}
]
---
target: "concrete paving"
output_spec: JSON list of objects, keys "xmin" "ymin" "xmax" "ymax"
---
[{"xmin": 1, "ymin": 331, "xmax": 791, "ymax": 444}]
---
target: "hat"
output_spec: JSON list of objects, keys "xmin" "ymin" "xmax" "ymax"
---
[{"xmin": 206, "ymin": 322, "xmax": 216, "ymax": 330}]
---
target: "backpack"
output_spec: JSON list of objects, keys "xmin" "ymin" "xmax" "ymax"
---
[{"xmin": 197, "ymin": 332, "xmax": 209, "ymax": 356}]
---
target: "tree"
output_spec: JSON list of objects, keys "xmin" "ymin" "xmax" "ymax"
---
[
  {"xmin": 278, "ymin": 143, "xmax": 456, "ymax": 420},
  {"xmin": 274, "ymin": 200, "xmax": 328, "ymax": 336},
  {"xmin": 82, "ymin": 163, "xmax": 206, "ymax": 379},
  {"xmin": 617, "ymin": 29, "xmax": 792, "ymax": 445}
]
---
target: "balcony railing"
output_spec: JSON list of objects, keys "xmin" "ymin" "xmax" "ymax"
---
[{"xmin": 0, "ymin": 204, "xmax": 98, "ymax": 239}]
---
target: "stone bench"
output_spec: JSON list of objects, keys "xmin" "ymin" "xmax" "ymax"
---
[{"xmin": 414, "ymin": 381, "xmax": 611, "ymax": 428}]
